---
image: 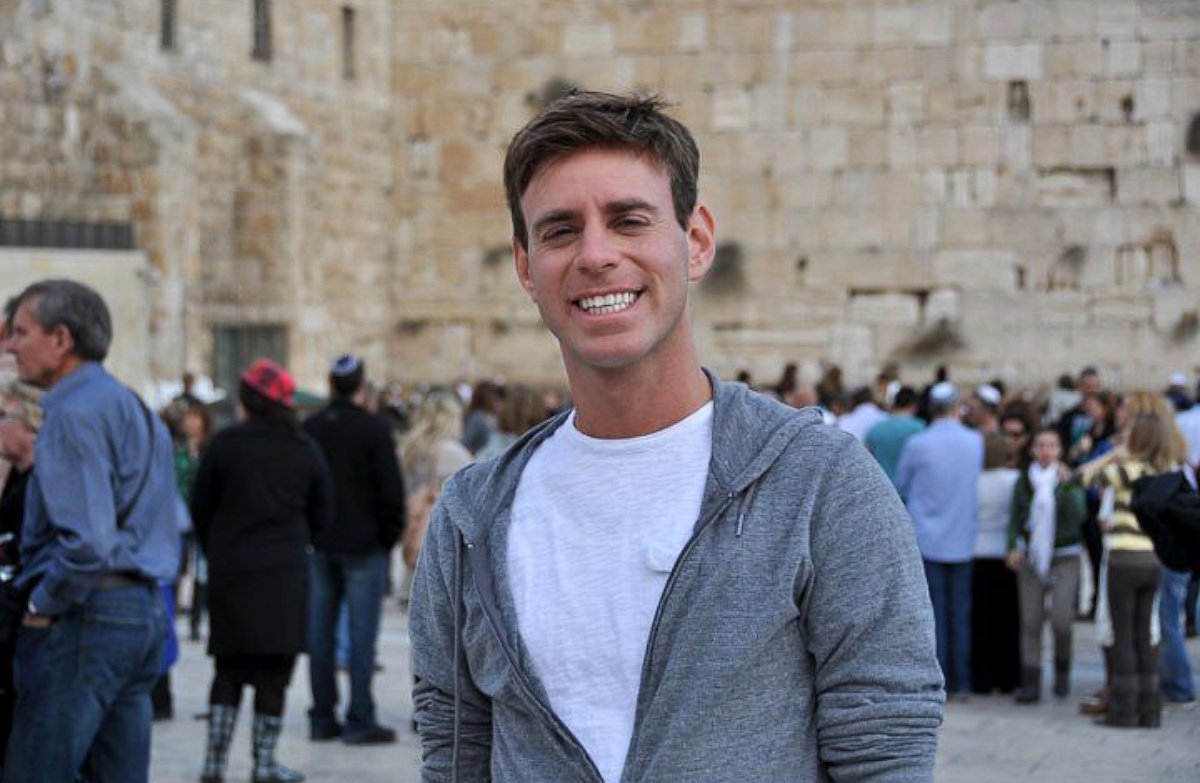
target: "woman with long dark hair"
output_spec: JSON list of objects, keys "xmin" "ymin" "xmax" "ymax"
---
[{"xmin": 191, "ymin": 359, "xmax": 332, "ymax": 783}]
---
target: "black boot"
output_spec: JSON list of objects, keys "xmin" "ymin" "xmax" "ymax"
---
[
  {"xmin": 1101, "ymin": 675, "xmax": 1139, "ymax": 728},
  {"xmin": 252, "ymin": 714, "xmax": 305, "ymax": 783},
  {"xmin": 201, "ymin": 704, "xmax": 238, "ymax": 783},
  {"xmin": 1137, "ymin": 674, "xmax": 1162, "ymax": 728},
  {"xmin": 191, "ymin": 581, "xmax": 208, "ymax": 641},
  {"xmin": 1053, "ymin": 659, "xmax": 1071, "ymax": 698},
  {"xmin": 1014, "ymin": 666, "xmax": 1040, "ymax": 704}
]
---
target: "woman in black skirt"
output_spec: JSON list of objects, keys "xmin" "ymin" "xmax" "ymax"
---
[{"xmin": 191, "ymin": 359, "xmax": 331, "ymax": 783}]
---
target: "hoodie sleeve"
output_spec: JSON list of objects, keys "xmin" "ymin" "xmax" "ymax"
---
[
  {"xmin": 409, "ymin": 494, "xmax": 494, "ymax": 783},
  {"xmin": 803, "ymin": 437, "xmax": 944, "ymax": 783}
]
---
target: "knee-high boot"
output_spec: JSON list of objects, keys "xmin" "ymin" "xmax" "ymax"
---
[
  {"xmin": 1014, "ymin": 666, "xmax": 1041, "ymax": 704},
  {"xmin": 1101, "ymin": 675, "xmax": 1139, "ymax": 728},
  {"xmin": 252, "ymin": 713, "xmax": 305, "ymax": 783},
  {"xmin": 201, "ymin": 704, "xmax": 239, "ymax": 783},
  {"xmin": 1137, "ymin": 674, "xmax": 1162, "ymax": 728}
]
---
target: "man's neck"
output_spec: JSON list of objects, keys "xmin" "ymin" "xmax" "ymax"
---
[
  {"xmin": 43, "ymin": 355, "xmax": 84, "ymax": 389},
  {"xmin": 567, "ymin": 359, "xmax": 712, "ymax": 439}
]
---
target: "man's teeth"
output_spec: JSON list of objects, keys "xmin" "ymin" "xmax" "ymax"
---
[{"xmin": 578, "ymin": 292, "xmax": 637, "ymax": 314}]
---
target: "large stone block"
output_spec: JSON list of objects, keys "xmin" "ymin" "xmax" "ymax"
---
[
  {"xmin": 809, "ymin": 126, "xmax": 848, "ymax": 170},
  {"xmin": 711, "ymin": 89, "xmax": 752, "ymax": 131},
  {"xmin": 917, "ymin": 127, "xmax": 959, "ymax": 167},
  {"xmin": 561, "ymin": 22, "xmax": 614, "ymax": 57},
  {"xmin": 791, "ymin": 49, "xmax": 859, "ymax": 85},
  {"xmin": 1185, "ymin": 164, "xmax": 1200, "ymax": 205},
  {"xmin": 1035, "ymin": 169, "xmax": 1114, "ymax": 207},
  {"xmin": 940, "ymin": 208, "xmax": 991, "ymax": 248},
  {"xmin": 873, "ymin": 5, "xmax": 916, "ymax": 45},
  {"xmin": 1105, "ymin": 40, "xmax": 1142, "ymax": 76},
  {"xmin": 977, "ymin": 1, "xmax": 1028, "ymax": 39},
  {"xmin": 1044, "ymin": 41, "xmax": 1104, "ymax": 78},
  {"xmin": 984, "ymin": 43, "xmax": 1043, "ymax": 81},
  {"xmin": 932, "ymin": 249, "xmax": 1018, "ymax": 290},
  {"xmin": 820, "ymin": 87, "xmax": 886, "ymax": 126},
  {"xmin": 887, "ymin": 83, "xmax": 926, "ymax": 124},
  {"xmin": 847, "ymin": 128, "xmax": 887, "ymax": 167},
  {"xmin": 676, "ymin": 12, "xmax": 708, "ymax": 52},
  {"xmin": 925, "ymin": 287, "xmax": 960, "ymax": 323},
  {"xmin": 848, "ymin": 292, "xmax": 921, "ymax": 326},
  {"xmin": 1053, "ymin": 1, "xmax": 1096, "ymax": 40},
  {"xmin": 960, "ymin": 126, "xmax": 1000, "ymax": 166},
  {"xmin": 1089, "ymin": 293, "xmax": 1153, "ymax": 326},
  {"xmin": 1117, "ymin": 168, "xmax": 1182, "ymax": 206},
  {"xmin": 1146, "ymin": 122, "xmax": 1178, "ymax": 167}
]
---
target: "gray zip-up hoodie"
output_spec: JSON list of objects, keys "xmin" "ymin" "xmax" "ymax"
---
[{"xmin": 410, "ymin": 374, "xmax": 944, "ymax": 783}]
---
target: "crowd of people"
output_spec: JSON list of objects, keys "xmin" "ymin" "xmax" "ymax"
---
[
  {"xmin": 753, "ymin": 361, "xmax": 1199, "ymax": 728},
  {"xmin": 0, "ymin": 89, "xmax": 1196, "ymax": 783}
]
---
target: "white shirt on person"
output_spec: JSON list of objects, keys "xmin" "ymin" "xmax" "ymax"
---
[
  {"xmin": 975, "ymin": 467, "xmax": 1018, "ymax": 558},
  {"xmin": 507, "ymin": 403, "xmax": 713, "ymax": 783}
]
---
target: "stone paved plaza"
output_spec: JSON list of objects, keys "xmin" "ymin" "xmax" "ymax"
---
[{"xmin": 150, "ymin": 598, "xmax": 1200, "ymax": 783}]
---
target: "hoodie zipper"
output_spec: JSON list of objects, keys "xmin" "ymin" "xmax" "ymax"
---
[
  {"xmin": 638, "ymin": 489, "xmax": 740, "ymax": 682},
  {"xmin": 464, "ymin": 537, "xmax": 606, "ymax": 783}
]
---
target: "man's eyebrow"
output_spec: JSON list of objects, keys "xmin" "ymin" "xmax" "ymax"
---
[
  {"xmin": 606, "ymin": 198, "xmax": 659, "ymax": 216},
  {"xmin": 530, "ymin": 209, "xmax": 579, "ymax": 235}
]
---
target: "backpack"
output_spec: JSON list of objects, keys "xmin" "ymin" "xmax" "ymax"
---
[{"xmin": 1130, "ymin": 471, "xmax": 1200, "ymax": 575}]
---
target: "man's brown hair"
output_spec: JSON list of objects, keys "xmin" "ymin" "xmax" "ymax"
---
[{"xmin": 503, "ymin": 91, "xmax": 700, "ymax": 249}]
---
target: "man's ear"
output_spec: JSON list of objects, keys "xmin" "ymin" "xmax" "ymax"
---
[
  {"xmin": 52, "ymin": 324, "xmax": 75, "ymax": 359},
  {"xmin": 686, "ymin": 203, "xmax": 716, "ymax": 282},
  {"xmin": 513, "ymin": 236, "xmax": 536, "ymax": 300}
]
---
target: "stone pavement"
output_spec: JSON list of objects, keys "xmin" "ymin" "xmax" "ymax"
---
[{"xmin": 151, "ymin": 601, "xmax": 1200, "ymax": 783}]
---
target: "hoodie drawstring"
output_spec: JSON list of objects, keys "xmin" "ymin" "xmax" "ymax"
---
[{"xmin": 735, "ymin": 479, "xmax": 762, "ymax": 538}]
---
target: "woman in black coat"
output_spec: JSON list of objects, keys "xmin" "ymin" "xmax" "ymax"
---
[{"xmin": 191, "ymin": 359, "xmax": 331, "ymax": 783}]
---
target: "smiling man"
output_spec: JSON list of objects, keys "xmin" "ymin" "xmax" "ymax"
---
[{"xmin": 409, "ymin": 92, "xmax": 944, "ymax": 783}]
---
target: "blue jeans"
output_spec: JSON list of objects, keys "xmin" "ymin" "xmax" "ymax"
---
[
  {"xmin": 4, "ymin": 584, "xmax": 166, "ymax": 783},
  {"xmin": 923, "ymin": 560, "xmax": 972, "ymax": 693},
  {"xmin": 1159, "ymin": 566, "xmax": 1196, "ymax": 702},
  {"xmin": 308, "ymin": 549, "xmax": 388, "ymax": 732}
]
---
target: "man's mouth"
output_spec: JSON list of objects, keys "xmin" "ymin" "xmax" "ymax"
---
[{"xmin": 575, "ymin": 291, "xmax": 640, "ymax": 315}]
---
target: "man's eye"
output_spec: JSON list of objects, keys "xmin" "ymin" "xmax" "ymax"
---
[
  {"xmin": 541, "ymin": 226, "xmax": 575, "ymax": 242},
  {"xmin": 615, "ymin": 217, "xmax": 649, "ymax": 231}
]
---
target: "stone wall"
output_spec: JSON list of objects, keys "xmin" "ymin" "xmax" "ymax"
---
[{"xmin": 2, "ymin": 0, "xmax": 1199, "ymax": 392}]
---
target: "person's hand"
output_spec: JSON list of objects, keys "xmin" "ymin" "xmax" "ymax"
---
[
  {"xmin": 21, "ymin": 613, "xmax": 53, "ymax": 629},
  {"xmin": 1004, "ymin": 550, "xmax": 1023, "ymax": 571},
  {"xmin": 1057, "ymin": 463, "xmax": 1072, "ymax": 482}
]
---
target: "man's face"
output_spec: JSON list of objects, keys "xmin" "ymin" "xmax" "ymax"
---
[
  {"xmin": 6, "ymin": 299, "xmax": 73, "ymax": 389},
  {"xmin": 1079, "ymin": 372, "xmax": 1102, "ymax": 395},
  {"xmin": 513, "ymin": 148, "xmax": 714, "ymax": 380}
]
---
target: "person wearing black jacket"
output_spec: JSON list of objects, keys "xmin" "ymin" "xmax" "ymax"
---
[
  {"xmin": 192, "ymin": 359, "xmax": 333, "ymax": 783},
  {"xmin": 303, "ymin": 355, "xmax": 406, "ymax": 746}
]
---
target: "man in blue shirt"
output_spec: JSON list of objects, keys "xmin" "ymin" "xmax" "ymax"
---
[
  {"xmin": 5, "ymin": 279, "xmax": 178, "ymax": 783},
  {"xmin": 896, "ymin": 382, "xmax": 983, "ymax": 700}
]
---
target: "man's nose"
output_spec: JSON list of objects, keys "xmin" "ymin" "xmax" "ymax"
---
[{"xmin": 574, "ymin": 224, "xmax": 619, "ymax": 273}]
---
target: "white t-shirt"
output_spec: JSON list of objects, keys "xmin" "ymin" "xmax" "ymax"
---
[{"xmin": 507, "ymin": 403, "xmax": 713, "ymax": 783}]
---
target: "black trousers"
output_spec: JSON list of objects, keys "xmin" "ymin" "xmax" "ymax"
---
[
  {"xmin": 1107, "ymin": 550, "xmax": 1160, "ymax": 679},
  {"xmin": 970, "ymin": 558, "xmax": 1021, "ymax": 693}
]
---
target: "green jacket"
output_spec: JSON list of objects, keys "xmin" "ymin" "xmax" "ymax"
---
[{"xmin": 1007, "ymin": 469, "xmax": 1087, "ymax": 552}]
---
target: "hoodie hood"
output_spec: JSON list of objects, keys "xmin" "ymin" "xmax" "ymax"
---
[{"xmin": 438, "ymin": 369, "xmax": 826, "ymax": 543}]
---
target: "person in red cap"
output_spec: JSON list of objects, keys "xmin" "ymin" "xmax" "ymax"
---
[{"xmin": 191, "ymin": 358, "xmax": 333, "ymax": 783}]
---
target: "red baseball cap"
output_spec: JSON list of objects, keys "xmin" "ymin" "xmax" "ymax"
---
[{"xmin": 240, "ymin": 358, "xmax": 295, "ymax": 409}]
